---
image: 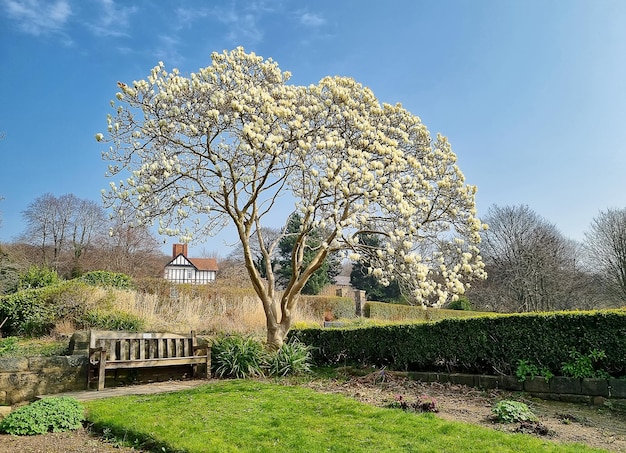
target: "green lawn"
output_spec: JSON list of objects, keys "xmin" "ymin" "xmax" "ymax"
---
[{"xmin": 85, "ymin": 380, "xmax": 605, "ymax": 453}]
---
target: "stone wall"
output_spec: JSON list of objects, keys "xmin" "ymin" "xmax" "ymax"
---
[
  {"xmin": 405, "ymin": 371, "xmax": 626, "ymax": 405},
  {"xmin": 0, "ymin": 355, "xmax": 88, "ymax": 405}
]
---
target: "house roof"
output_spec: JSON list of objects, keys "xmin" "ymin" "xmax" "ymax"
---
[
  {"xmin": 188, "ymin": 257, "xmax": 219, "ymax": 272},
  {"xmin": 165, "ymin": 254, "xmax": 219, "ymax": 272}
]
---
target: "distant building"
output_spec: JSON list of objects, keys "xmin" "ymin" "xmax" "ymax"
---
[{"xmin": 163, "ymin": 244, "xmax": 218, "ymax": 284}]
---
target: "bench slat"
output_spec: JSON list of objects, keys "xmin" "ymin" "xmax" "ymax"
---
[{"xmin": 103, "ymin": 356, "xmax": 209, "ymax": 369}]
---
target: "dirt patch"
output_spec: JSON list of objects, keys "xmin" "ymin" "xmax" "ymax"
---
[
  {"xmin": 299, "ymin": 370, "xmax": 626, "ymax": 452},
  {"xmin": 0, "ymin": 427, "xmax": 139, "ymax": 453},
  {"xmin": 1, "ymin": 373, "xmax": 625, "ymax": 452}
]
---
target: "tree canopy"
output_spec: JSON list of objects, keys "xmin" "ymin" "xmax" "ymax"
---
[
  {"xmin": 99, "ymin": 47, "xmax": 486, "ymax": 346},
  {"xmin": 584, "ymin": 208, "xmax": 626, "ymax": 303}
]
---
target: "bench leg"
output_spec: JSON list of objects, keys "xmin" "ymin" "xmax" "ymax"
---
[
  {"xmin": 97, "ymin": 350, "xmax": 107, "ymax": 391},
  {"xmin": 205, "ymin": 349, "xmax": 211, "ymax": 379}
]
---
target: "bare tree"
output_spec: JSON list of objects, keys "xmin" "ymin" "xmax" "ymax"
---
[
  {"xmin": 21, "ymin": 193, "xmax": 59, "ymax": 267},
  {"xmin": 584, "ymin": 208, "xmax": 626, "ymax": 303},
  {"xmin": 20, "ymin": 193, "xmax": 106, "ymax": 272},
  {"xmin": 94, "ymin": 219, "xmax": 165, "ymax": 277},
  {"xmin": 69, "ymin": 198, "xmax": 106, "ymax": 261},
  {"xmin": 471, "ymin": 205, "xmax": 593, "ymax": 312}
]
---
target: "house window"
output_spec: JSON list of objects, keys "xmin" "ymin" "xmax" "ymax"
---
[{"xmin": 187, "ymin": 270, "xmax": 193, "ymax": 280}]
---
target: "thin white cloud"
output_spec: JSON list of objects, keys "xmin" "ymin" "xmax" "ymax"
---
[
  {"xmin": 2, "ymin": 0, "xmax": 71, "ymax": 36},
  {"xmin": 88, "ymin": 0, "xmax": 138, "ymax": 37},
  {"xmin": 299, "ymin": 12, "xmax": 325, "ymax": 27},
  {"xmin": 154, "ymin": 34, "xmax": 186, "ymax": 67}
]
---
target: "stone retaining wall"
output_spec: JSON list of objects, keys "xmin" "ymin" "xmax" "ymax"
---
[
  {"xmin": 0, "ymin": 355, "xmax": 88, "ymax": 405},
  {"xmin": 405, "ymin": 371, "xmax": 626, "ymax": 405}
]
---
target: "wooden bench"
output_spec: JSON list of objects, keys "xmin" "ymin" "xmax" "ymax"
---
[{"xmin": 87, "ymin": 330, "xmax": 210, "ymax": 391}]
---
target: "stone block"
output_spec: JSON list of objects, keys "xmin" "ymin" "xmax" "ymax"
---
[
  {"xmin": 609, "ymin": 379, "xmax": 626, "ymax": 399},
  {"xmin": 407, "ymin": 372, "xmax": 432, "ymax": 383},
  {"xmin": 557, "ymin": 394, "xmax": 591, "ymax": 404},
  {"xmin": 0, "ymin": 357, "xmax": 29, "ymax": 372},
  {"xmin": 478, "ymin": 375, "xmax": 499, "ymax": 390},
  {"xmin": 593, "ymin": 396, "xmax": 608, "ymax": 406},
  {"xmin": 524, "ymin": 377, "xmax": 550, "ymax": 394},
  {"xmin": 434, "ymin": 373, "xmax": 451, "ymax": 384},
  {"xmin": 0, "ymin": 406, "xmax": 11, "ymax": 420},
  {"xmin": 500, "ymin": 375, "xmax": 523, "ymax": 391},
  {"xmin": 68, "ymin": 331, "xmax": 90, "ymax": 355},
  {"xmin": 550, "ymin": 376, "xmax": 581, "ymax": 395},
  {"xmin": 0, "ymin": 372, "xmax": 39, "ymax": 390},
  {"xmin": 28, "ymin": 356, "xmax": 68, "ymax": 371},
  {"xmin": 0, "ymin": 391, "xmax": 6, "ymax": 406},
  {"xmin": 7, "ymin": 387, "xmax": 36, "ymax": 405},
  {"xmin": 449, "ymin": 373, "xmax": 476, "ymax": 387},
  {"xmin": 581, "ymin": 378, "xmax": 609, "ymax": 397}
]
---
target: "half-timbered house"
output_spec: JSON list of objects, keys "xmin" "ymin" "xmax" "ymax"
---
[{"xmin": 163, "ymin": 244, "xmax": 218, "ymax": 284}]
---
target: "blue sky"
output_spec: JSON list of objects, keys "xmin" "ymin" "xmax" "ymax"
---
[{"xmin": 1, "ymin": 0, "xmax": 625, "ymax": 257}]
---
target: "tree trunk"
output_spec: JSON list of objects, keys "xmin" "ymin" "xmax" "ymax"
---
[{"xmin": 266, "ymin": 321, "xmax": 287, "ymax": 350}]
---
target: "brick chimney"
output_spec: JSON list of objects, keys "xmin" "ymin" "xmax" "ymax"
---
[{"xmin": 173, "ymin": 243, "xmax": 188, "ymax": 258}]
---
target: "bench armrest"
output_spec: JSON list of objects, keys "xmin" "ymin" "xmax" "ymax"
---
[
  {"xmin": 193, "ymin": 345, "xmax": 209, "ymax": 355},
  {"xmin": 88, "ymin": 346, "xmax": 107, "ymax": 364}
]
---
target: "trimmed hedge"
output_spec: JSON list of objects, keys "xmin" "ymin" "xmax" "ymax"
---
[
  {"xmin": 364, "ymin": 302, "xmax": 488, "ymax": 322},
  {"xmin": 300, "ymin": 295, "xmax": 355, "ymax": 320},
  {"xmin": 289, "ymin": 309, "xmax": 626, "ymax": 377}
]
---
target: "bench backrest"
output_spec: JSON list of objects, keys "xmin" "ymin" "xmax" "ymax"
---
[{"xmin": 89, "ymin": 331, "xmax": 199, "ymax": 362}]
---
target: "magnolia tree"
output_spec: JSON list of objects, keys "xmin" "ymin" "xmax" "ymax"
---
[{"xmin": 98, "ymin": 48, "xmax": 486, "ymax": 347}]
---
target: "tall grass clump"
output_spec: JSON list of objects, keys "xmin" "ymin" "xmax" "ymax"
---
[
  {"xmin": 264, "ymin": 339, "xmax": 313, "ymax": 376},
  {"xmin": 211, "ymin": 335, "xmax": 266, "ymax": 378},
  {"xmin": 211, "ymin": 335, "xmax": 313, "ymax": 378}
]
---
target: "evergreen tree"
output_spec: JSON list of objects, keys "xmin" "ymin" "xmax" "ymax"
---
[
  {"xmin": 277, "ymin": 214, "xmax": 340, "ymax": 295},
  {"xmin": 350, "ymin": 234, "xmax": 403, "ymax": 302}
]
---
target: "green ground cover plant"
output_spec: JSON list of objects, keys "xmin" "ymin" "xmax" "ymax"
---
[
  {"xmin": 85, "ymin": 380, "xmax": 602, "ymax": 453},
  {"xmin": 0, "ymin": 397, "xmax": 84, "ymax": 435},
  {"xmin": 492, "ymin": 400, "xmax": 538, "ymax": 424}
]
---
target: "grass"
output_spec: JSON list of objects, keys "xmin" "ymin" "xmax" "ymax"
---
[
  {"xmin": 0, "ymin": 336, "xmax": 68, "ymax": 358},
  {"xmin": 85, "ymin": 380, "xmax": 604, "ymax": 453}
]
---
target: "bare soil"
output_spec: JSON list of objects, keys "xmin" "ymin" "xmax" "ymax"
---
[{"xmin": 1, "ymin": 373, "xmax": 625, "ymax": 452}]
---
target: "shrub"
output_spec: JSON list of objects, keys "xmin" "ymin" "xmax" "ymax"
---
[
  {"xmin": 0, "ymin": 287, "xmax": 56, "ymax": 336},
  {"xmin": 445, "ymin": 297, "xmax": 472, "ymax": 311},
  {"xmin": 81, "ymin": 309, "xmax": 145, "ymax": 331},
  {"xmin": 561, "ymin": 349, "xmax": 609, "ymax": 379},
  {"xmin": 0, "ymin": 397, "xmax": 84, "ymax": 435},
  {"xmin": 515, "ymin": 360, "xmax": 553, "ymax": 383},
  {"xmin": 211, "ymin": 335, "xmax": 265, "ymax": 378},
  {"xmin": 79, "ymin": 271, "xmax": 133, "ymax": 289},
  {"xmin": 0, "ymin": 280, "xmax": 97, "ymax": 336},
  {"xmin": 492, "ymin": 400, "xmax": 537, "ymax": 424},
  {"xmin": 17, "ymin": 266, "xmax": 60, "ymax": 290},
  {"xmin": 265, "ymin": 340, "xmax": 313, "ymax": 376}
]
